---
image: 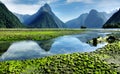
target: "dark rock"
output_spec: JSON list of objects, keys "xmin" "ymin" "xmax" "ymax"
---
[
  {"xmin": 92, "ymin": 38, "xmax": 98, "ymax": 46},
  {"xmin": 107, "ymin": 36, "xmax": 116, "ymax": 43}
]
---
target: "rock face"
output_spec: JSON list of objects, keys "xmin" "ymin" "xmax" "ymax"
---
[
  {"xmin": 66, "ymin": 13, "xmax": 88, "ymax": 28},
  {"xmin": 103, "ymin": 9, "xmax": 120, "ymax": 28},
  {"xmin": 85, "ymin": 9, "xmax": 106, "ymax": 28},
  {"xmin": 0, "ymin": 2, "xmax": 23, "ymax": 28},
  {"xmin": 24, "ymin": 4, "xmax": 65, "ymax": 28},
  {"xmin": 66, "ymin": 9, "xmax": 110, "ymax": 28}
]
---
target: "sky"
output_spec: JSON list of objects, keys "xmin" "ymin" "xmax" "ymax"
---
[{"xmin": 1, "ymin": 0, "xmax": 120, "ymax": 22}]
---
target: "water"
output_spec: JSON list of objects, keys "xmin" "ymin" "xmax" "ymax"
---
[
  {"xmin": 0, "ymin": 41, "xmax": 52, "ymax": 61},
  {"xmin": 0, "ymin": 31, "xmax": 110, "ymax": 61}
]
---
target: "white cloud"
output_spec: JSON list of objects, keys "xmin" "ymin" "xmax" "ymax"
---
[
  {"xmin": 66, "ymin": 0, "xmax": 93, "ymax": 4},
  {"xmin": 96, "ymin": 0, "xmax": 120, "ymax": 13},
  {"xmin": 1, "ymin": 0, "xmax": 58, "ymax": 14}
]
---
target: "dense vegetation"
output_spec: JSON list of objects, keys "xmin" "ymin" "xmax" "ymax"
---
[
  {"xmin": 103, "ymin": 9, "xmax": 120, "ymax": 28},
  {"xmin": 103, "ymin": 23, "xmax": 120, "ymax": 28},
  {"xmin": 0, "ymin": 29, "xmax": 84, "ymax": 41},
  {"xmin": 0, "ymin": 2, "xmax": 23, "ymax": 28},
  {"xmin": 0, "ymin": 41, "xmax": 120, "ymax": 73},
  {"xmin": 0, "ymin": 29, "xmax": 120, "ymax": 73}
]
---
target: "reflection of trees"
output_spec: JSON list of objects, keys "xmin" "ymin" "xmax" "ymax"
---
[
  {"xmin": 0, "ymin": 41, "xmax": 11, "ymax": 55},
  {"xmin": 38, "ymin": 40, "xmax": 53, "ymax": 51},
  {"xmin": 92, "ymin": 38, "xmax": 97, "ymax": 46},
  {"xmin": 0, "ymin": 40, "xmax": 53, "ymax": 56}
]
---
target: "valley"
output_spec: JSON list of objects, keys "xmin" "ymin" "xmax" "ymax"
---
[{"xmin": 0, "ymin": 0, "xmax": 120, "ymax": 73}]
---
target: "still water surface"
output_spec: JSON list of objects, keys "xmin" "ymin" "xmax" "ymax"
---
[{"xmin": 0, "ymin": 30, "xmax": 110, "ymax": 61}]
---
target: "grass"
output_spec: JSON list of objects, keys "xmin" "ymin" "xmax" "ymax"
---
[
  {"xmin": 0, "ymin": 29, "xmax": 120, "ymax": 73},
  {"xmin": 0, "ymin": 28, "xmax": 85, "ymax": 55},
  {"xmin": 0, "ymin": 28, "xmax": 85, "ymax": 41}
]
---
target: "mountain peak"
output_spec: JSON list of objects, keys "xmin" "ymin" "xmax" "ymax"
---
[
  {"xmin": 90, "ymin": 9, "xmax": 98, "ymax": 14},
  {"xmin": 40, "ymin": 3, "xmax": 51, "ymax": 12},
  {"xmin": 0, "ymin": 1, "xmax": 4, "ymax": 4},
  {"xmin": 44, "ymin": 3, "xmax": 50, "ymax": 7}
]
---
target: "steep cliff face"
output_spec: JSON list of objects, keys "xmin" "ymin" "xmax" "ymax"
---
[
  {"xmin": 66, "ymin": 9, "xmax": 108, "ymax": 28},
  {"xmin": 103, "ymin": 9, "xmax": 120, "ymax": 28},
  {"xmin": 84, "ymin": 9, "xmax": 106, "ymax": 28},
  {"xmin": 24, "ymin": 4, "xmax": 65, "ymax": 28}
]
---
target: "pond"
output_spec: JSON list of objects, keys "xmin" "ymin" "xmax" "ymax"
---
[{"xmin": 0, "ymin": 30, "xmax": 111, "ymax": 61}]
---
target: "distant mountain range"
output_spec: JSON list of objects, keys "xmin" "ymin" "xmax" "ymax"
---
[
  {"xmin": 14, "ymin": 13, "xmax": 30, "ymax": 23},
  {"xmin": 66, "ymin": 9, "xmax": 115, "ymax": 28},
  {"xmin": 103, "ymin": 9, "xmax": 120, "ymax": 28},
  {"xmin": 0, "ymin": 1, "xmax": 119, "ymax": 28},
  {"xmin": 0, "ymin": 2, "xmax": 23, "ymax": 28},
  {"xmin": 66, "ymin": 13, "xmax": 88, "ymax": 28},
  {"xmin": 0, "ymin": 2, "xmax": 65, "ymax": 28}
]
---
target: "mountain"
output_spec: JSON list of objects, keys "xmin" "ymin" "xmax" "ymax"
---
[
  {"xmin": 24, "ymin": 4, "xmax": 65, "ymax": 28},
  {"xmin": 101, "ymin": 12, "xmax": 115, "ymax": 20},
  {"xmin": 66, "ymin": 13, "xmax": 88, "ymax": 28},
  {"xmin": 85, "ymin": 9, "xmax": 107, "ymax": 28},
  {"xmin": 103, "ymin": 9, "xmax": 120, "ymax": 28},
  {"xmin": 14, "ymin": 13, "xmax": 30, "ymax": 23},
  {"xmin": 66, "ymin": 9, "xmax": 114, "ymax": 28},
  {"xmin": 0, "ymin": 2, "xmax": 23, "ymax": 28}
]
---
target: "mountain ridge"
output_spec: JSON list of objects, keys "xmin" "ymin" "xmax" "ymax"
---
[
  {"xmin": 24, "ymin": 3, "xmax": 65, "ymax": 28},
  {"xmin": 66, "ymin": 9, "xmax": 114, "ymax": 28},
  {"xmin": 103, "ymin": 9, "xmax": 120, "ymax": 28},
  {"xmin": 0, "ymin": 2, "xmax": 23, "ymax": 28}
]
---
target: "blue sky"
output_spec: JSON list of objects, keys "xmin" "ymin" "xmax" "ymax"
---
[{"xmin": 1, "ymin": 0, "xmax": 120, "ymax": 22}]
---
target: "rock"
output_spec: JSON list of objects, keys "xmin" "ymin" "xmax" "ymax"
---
[{"xmin": 107, "ymin": 36, "xmax": 116, "ymax": 43}]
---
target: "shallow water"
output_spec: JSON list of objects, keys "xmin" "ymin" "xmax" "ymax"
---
[{"xmin": 0, "ymin": 30, "xmax": 110, "ymax": 61}]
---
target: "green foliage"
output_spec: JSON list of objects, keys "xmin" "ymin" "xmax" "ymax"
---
[
  {"xmin": 95, "ymin": 41, "xmax": 120, "ymax": 57},
  {"xmin": 0, "ymin": 29, "xmax": 84, "ymax": 41},
  {"xmin": 94, "ymin": 41, "xmax": 120, "ymax": 72},
  {"xmin": 0, "ymin": 29, "xmax": 119, "ymax": 73},
  {"xmin": 103, "ymin": 23, "xmax": 120, "ymax": 28},
  {"xmin": 0, "ymin": 2, "xmax": 23, "ymax": 28},
  {"xmin": 0, "ymin": 53, "xmax": 118, "ymax": 73},
  {"xmin": 1, "ymin": 41, "xmax": 120, "ymax": 73}
]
